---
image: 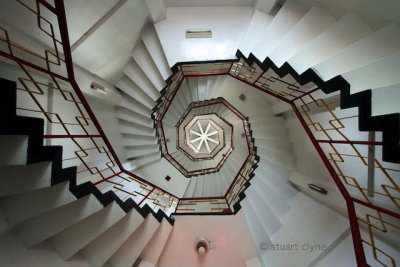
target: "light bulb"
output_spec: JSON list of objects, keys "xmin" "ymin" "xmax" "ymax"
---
[{"xmin": 198, "ymin": 246, "xmax": 206, "ymax": 254}]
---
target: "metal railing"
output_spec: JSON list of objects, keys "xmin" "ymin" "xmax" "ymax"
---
[
  {"xmin": 0, "ymin": 0, "xmax": 178, "ymax": 216},
  {"xmin": 230, "ymin": 58, "xmax": 400, "ymax": 267}
]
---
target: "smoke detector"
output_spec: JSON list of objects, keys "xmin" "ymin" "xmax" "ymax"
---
[{"xmin": 194, "ymin": 238, "xmax": 210, "ymax": 255}]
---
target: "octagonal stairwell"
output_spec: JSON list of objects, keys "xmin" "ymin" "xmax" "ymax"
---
[{"xmin": 0, "ymin": 0, "xmax": 399, "ymax": 267}]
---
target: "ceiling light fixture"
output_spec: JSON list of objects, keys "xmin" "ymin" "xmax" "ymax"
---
[
  {"xmin": 194, "ymin": 238, "xmax": 211, "ymax": 255},
  {"xmin": 186, "ymin": 29, "xmax": 212, "ymax": 38},
  {"xmin": 90, "ymin": 82, "xmax": 107, "ymax": 95}
]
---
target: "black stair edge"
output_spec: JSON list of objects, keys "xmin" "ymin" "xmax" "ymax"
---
[
  {"xmin": 236, "ymin": 50, "xmax": 400, "ymax": 164},
  {"xmin": 0, "ymin": 78, "xmax": 174, "ymax": 225}
]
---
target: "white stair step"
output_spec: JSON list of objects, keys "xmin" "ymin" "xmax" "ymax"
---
[
  {"xmin": 0, "ymin": 135, "xmax": 28, "ymax": 166},
  {"xmin": 106, "ymin": 215, "xmax": 160, "ymax": 267},
  {"xmin": 205, "ymin": 76, "xmax": 217, "ymax": 100},
  {"xmin": 187, "ymin": 78, "xmax": 199, "ymax": 102},
  {"xmin": 251, "ymin": 177, "xmax": 291, "ymax": 217},
  {"xmin": 202, "ymin": 175, "xmax": 212, "ymax": 197},
  {"xmin": 246, "ymin": 107, "xmax": 273, "ymax": 118},
  {"xmin": 126, "ymin": 145, "xmax": 159, "ymax": 159},
  {"xmin": 183, "ymin": 176, "xmax": 197, "ymax": 198},
  {"xmin": 123, "ymin": 61, "xmax": 160, "ymax": 101},
  {"xmin": 254, "ymin": 165, "xmax": 297, "ymax": 199},
  {"xmin": 246, "ymin": 257, "xmax": 263, "ymax": 267},
  {"xmin": 120, "ymin": 97, "xmax": 152, "ymax": 118},
  {"xmin": 252, "ymin": 127, "xmax": 288, "ymax": 141},
  {"xmin": 269, "ymin": 6, "xmax": 336, "ymax": 67},
  {"xmin": 257, "ymin": 147, "xmax": 295, "ymax": 166},
  {"xmin": 239, "ymin": 10, "xmax": 273, "ymax": 57},
  {"xmin": 241, "ymin": 199, "xmax": 272, "ymax": 257},
  {"xmin": 125, "ymin": 152, "xmax": 161, "ymax": 171},
  {"xmin": 15, "ymin": 194, "xmax": 103, "ymax": 247},
  {"xmin": 246, "ymin": 186, "xmax": 282, "ymax": 236},
  {"xmin": 116, "ymin": 108, "xmax": 153, "ymax": 128},
  {"xmin": 263, "ymin": 193, "xmax": 349, "ymax": 267},
  {"xmin": 205, "ymin": 75, "xmax": 226, "ymax": 99},
  {"xmin": 80, "ymin": 209, "xmax": 145, "ymax": 267},
  {"xmin": 177, "ymin": 88, "xmax": 190, "ymax": 111},
  {"xmin": 289, "ymin": 13, "xmax": 372, "ymax": 74},
  {"xmin": 197, "ymin": 76, "xmax": 208, "ymax": 101},
  {"xmin": 255, "ymin": 158, "xmax": 292, "ymax": 182},
  {"xmin": 132, "ymin": 41, "xmax": 166, "ymax": 91},
  {"xmin": 122, "ymin": 135, "xmax": 158, "ymax": 147},
  {"xmin": 254, "ymin": 137, "xmax": 292, "ymax": 154},
  {"xmin": 257, "ymin": 154, "xmax": 293, "ymax": 175},
  {"xmin": 193, "ymin": 175, "xmax": 204, "ymax": 196},
  {"xmin": 140, "ymin": 219, "xmax": 173, "ymax": 265},
  {"xmin": 213, "ymin": 173, "xmax": 224, "ymax": 196},
  {"xmin": 0, "ymin": 232, "xmax": 89, "ymax": 267},
  {"xmin": 169, "ymin": 91, "xmax": 186, "ymax": 116},
  {"xmin": 163, "ymin": 106, "xmax": 181, "ymax": 124},
  {"xmin": 252, "ymin": 1, "xmax": 307, "ymax": 60},
  {"xmin": 219, "ymin": 166, "xmax": 230, "ymax": 192},
  {"xmin": 141, "ymin": 24, "xmax": 172, "ymax": 80},
  {"xmin": 48, "ymin": 202, "xmax": 125, "ymax": 260},
  {"xmin": 119, "ymin": 121, "xmax": 156, "ymax": 137},
  {"xmin": 314, "ymin": 22, "xmax": 400, "ymax": 81},
  {"xmin": 221, "ymin": 163, "xmax": 236, "ymax": 187},
  {"xmin": 0, "ymin": 162, "xmax": 52, "ymax": 196},
  {"xmin": 116, "ymin": 77, "xmax": 156, "ymax": 109},
  {"xmin": 180, "ymin": 81, "xmax": 193, "ymax": 107},
  {"xmin": 0, "ymin": 181, "xmax": 75, "ymax": 225},
  {"xmin": 372, "ymin": 83, "xmax": 400, "ymax": 116},
  {"xmin": 343, "ymin": 52, "xmax": 400, "ymax": 94},
  {"xmin": 249, "ymin": 115, "xmax": 284, "ymax": 127}
]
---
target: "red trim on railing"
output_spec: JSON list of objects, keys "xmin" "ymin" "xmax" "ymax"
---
[
  {"xmin": 351, "ymin": 197, "xmax": 400, "ymax": 219},
  {"xmin": 38, "ymin": 0, "xmax": 57, "ymax": 13},
  {"xmin": 317, "ymin": 140, "xmax": 383, "ymax": 146},
  {"xmin": 138, "ymin": 187, "xmax": 155, "ymax": 206},
  {"xmin": 0, "ymin": 50, "xmax": 69, "ymax": 82},
  {"xmin": 93, "ymin": 171, "xmax": 122, "ymax": 185},
  {"xmin": 43, "ymin": 135, "xmax": 102, "ymax": 138},
  {"xmin": 180, "ymin": 196, "xmax": 226, "ymax": 201},
  {"xmin": 184, "ymin": 72, "xmax": 229, "ymax": 78}
]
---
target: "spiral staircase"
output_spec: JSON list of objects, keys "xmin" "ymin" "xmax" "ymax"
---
[{"xmin": 0, "ymin": 0, "xmax": 399, "ymax": 266}]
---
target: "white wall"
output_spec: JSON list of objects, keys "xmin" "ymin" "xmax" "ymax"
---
[{"xmin": 155, "ymin": 7, "xmax": 253, "ymax": 66}]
